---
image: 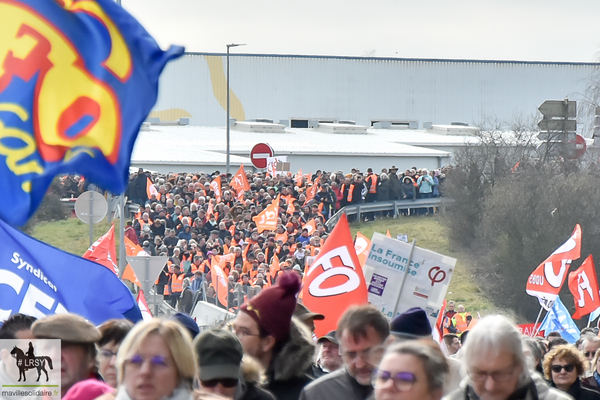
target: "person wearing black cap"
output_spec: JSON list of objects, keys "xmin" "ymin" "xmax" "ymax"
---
[
  {"xmin": 231, "ymin": 273, "xmax": 315, "ymax": 400},
  {"xmin": 194, "ymin": 328, "xmax": 275, "ymax": 400},
  {"xmin": 313, "ymin": 331, "xmax": 343, "ymax": 376},
  {"xmin": 389, "ymin": 307, "xmax": 463, "ymax": 394},
  {"xmin": 293, "ymin": 303, "xmax": 324, "ymax": 336}
]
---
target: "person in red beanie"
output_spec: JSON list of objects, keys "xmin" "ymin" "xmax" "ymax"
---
[{"xmin": 230, "ymin": 272, "xmax": 316, "ymax": 400}]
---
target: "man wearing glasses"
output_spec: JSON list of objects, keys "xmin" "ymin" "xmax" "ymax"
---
[
  {"xmin": 446, "ymin": 315, "xmax": 571, "ymax": 400},
  {"xmin": 300, "ymin": 305, "xmax": 389, "ymax": 400}
]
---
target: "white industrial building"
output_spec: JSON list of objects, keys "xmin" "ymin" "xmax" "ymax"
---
[
  {"xmin": 151, "ymin": 53, "xmax": 598, "ymax": 129},
  {"xmin": 132, "ymin": 53, "xmax": 598, "ymax": 172}
]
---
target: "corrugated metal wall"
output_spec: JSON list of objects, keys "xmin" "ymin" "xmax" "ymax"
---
[{"xmin": 152, "ymin": 54, "xmax": 598, "ymax": 127}]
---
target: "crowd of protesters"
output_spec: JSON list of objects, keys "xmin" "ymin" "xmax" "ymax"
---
[
  {"xmin": 3, "ymin": 293, "xmax": 600, "ymax": 400},
  {"xmin": 78, "ymin": 165, "xmax": 449, "ymax": 313}
]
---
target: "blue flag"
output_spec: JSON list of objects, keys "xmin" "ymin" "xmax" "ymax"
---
[
  {"xmin": 0, "ymin": 0, "xmax": 184, "ymax": 226},
  {"xmin": 0, "ymin": 218, "xmax": 142, "ymax": 325},
  {"xmin": 538, "ymin": 296, "xmax": 580, "ymax": 343}
]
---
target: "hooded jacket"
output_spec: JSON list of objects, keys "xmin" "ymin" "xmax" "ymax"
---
[
  {"xmin": 236, "ymin": 356, "xmax": 276, "ymax": 400},
  {"xmin": 266, "ymin": 317, "xmax": 316, "ymax": 400}
]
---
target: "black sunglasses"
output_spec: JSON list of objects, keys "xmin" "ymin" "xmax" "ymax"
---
[
  {"xmin": 551, "ymin": 364, "xmax": 575, "ymax": 373},
  {"xmin": 201, "ymin": 378, "xmax": 238, "ymax": 388}
]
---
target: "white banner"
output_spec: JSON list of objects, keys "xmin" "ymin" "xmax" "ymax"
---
[
  {"xmin": 266, "ymin": 156, "xmax": 287, "ymax": 176},
  {"xmin": 363, "ymin": 233, "xmax": 456, "ymax": 329}
]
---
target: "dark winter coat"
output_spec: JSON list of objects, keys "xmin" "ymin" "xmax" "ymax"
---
[
  {"xmin": 377, "ymin": 179, "xmax": 391, "ymax": 201},
  {"xmin": 266, "ymin": 317, "xmax": 316, "ymax": 400}
]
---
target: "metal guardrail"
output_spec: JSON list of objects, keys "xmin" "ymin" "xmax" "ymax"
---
[{"xmin": 325, "ymin": 198, "xmax": 452, "ymax": 230}]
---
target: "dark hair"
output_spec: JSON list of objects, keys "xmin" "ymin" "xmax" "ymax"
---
[
  {"xmin": 98, "ymin": 319, "xmax": 134, "ymax": 347},
  {"xmin": 0, "ymin": 314, "xmax": 37, "ymax": 339},
  {"xmin": 443, "ymin": 333, "xmax": 459, "ymax": 347},
  {"xmin": 547, "ymin": 337, "xmax": 568, "ymax": 351},
  {"xmin": 336, "ymin": 305, "xmax": 389, "ymax": 343}
]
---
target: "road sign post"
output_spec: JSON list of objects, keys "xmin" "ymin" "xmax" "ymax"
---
[
  {"xmin": 537, "ymin": 99, "xmax": 577, "ymax": 160},
  {"xmin": 127, "ymin": 255, "xmax": 168, "ymax": 316},
  {"xmin": 250, "ymin": 143, "xmax": 274, "ymax": 169},
  {"xmin": 75, "ymin": 191, "xmax": 108, "ymax": 246}
]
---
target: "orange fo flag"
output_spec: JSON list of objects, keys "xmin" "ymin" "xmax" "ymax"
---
[
  {"xmin": 303, "ymin": 219, "xmax": 317, "ymax": 236},
  {"xmin": 304, "ymin": 176, "xmax": 320, "ymax": 205},
  {"xmin": 122, "ymin": 236, "xmax": 149, "ymax": 287},
  {"xmin": 270, "ymin": 254, "xmax": 280, "ymax": 280},
  {"xmin": 83, "ymin": 224, "xmax": 118, "ymax": 274},
  {"xmin": 354, "ymin": 231, "xmax": 371, "ymax": 268},
  {"xmin": 301, "ymin": 214, "xmax": 368, "ymax": 336},
  {"xmin": 294, "ymin": 169, "xmax": 303, "ymax": 186},
  {"xmin": 146, "ymin": 177, "xmax": 158, "ymax": 199},
  {"xmin": 209, "ymin": 256, "xmax": 228, "ymax": 307},
  {"xmin": 568, "ymin": 255, "xmax": 600, "ymax": 319},
  {"xmin": 526, "ymin": 224, "xmax": 582, "ymax": 310},
  {"xmin": 210, "ymin": 176, "xmax": 222, "ymax": 203},
  {"xmin": 253, "ymin": 195, "xmax": 280, "ymax": 233},
  {"xmin": 232, "ymin": 165, "xmax": 250, "ymax": 200}
]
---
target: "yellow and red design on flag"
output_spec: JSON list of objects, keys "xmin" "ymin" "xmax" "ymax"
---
[
  {"xmin": 231, "ymin": 165, "xmax": 250, "ymax": 200},
  {"xmin": 354, "ymin": 231, "xmax": 371, "ymax": 268},
  {"xmin": 209, "ymin": 256, "xmax": 228, "ymax": 307},
  {"xmin": 210, "ymin": 176, "xmax": 222, "ymax": 203},
  {"xmin": 526, "ymin": 224, "xmax": 582, "ymax": 310},
  {"xmin": 83, "ymin": 224, "xmax": 118, "ymax": 274},
  {"xmin": 253, "ymin": 194, "xmax": 280, "ymax": 233},
  {"xmin": 301, "ymin": 214, "xmax": 368, "ymax": 336},
  {"xmin": 0, "ymin": 0, "xmax": 183, "ymax": 226},
  {"xmin": 303, "ymin": 219, "xmax": 317, "ymax": 236},
  {"xmin": 568, "ymin": 255, "xmax": 600, "ymax": 319},
  {"xmin": 146, "ymin": 177, "xmax": 158, "ymax": 199}
]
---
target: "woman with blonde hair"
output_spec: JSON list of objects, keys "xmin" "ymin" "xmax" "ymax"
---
[{"xmin": 113, "ymin": 319, "xmax": 196, "ymax": 400}]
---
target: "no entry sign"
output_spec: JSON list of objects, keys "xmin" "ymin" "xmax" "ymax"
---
[{"xmin": 250, "ymin": 143, "xmax": 274, "ymax": 169}]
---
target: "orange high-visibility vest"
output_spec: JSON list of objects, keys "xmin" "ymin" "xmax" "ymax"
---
[
  {"xmin": 366, "ymin": 174, "xmax": 378, "ymax": 193},
  {"xmin": 452, "ymin": 313, "xmax": 471, "ymax": 332},
  {"xmin": 347, "ymin": 185, "xmax": 355, "ymax": 202},
  {"xmin": 171, "ymin": 274, "xmax": 184, "ymax": 293}
]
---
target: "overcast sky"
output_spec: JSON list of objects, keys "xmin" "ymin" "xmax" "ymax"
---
[{"xmin": 122, "ymin": 0, "xmax": 600, "ymax": 63}]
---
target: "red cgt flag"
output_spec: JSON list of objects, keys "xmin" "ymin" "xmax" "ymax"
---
[
  {"xmin": 568, "ymin": 255, "xmax": 600, "ymax": 319},
  {"xmin": 526, "ymin": 224, "xmax": 582, "ymax": 310},
  {"xmin": 301, "ymin": 214, "xmax": 368, "ymax": 336}
]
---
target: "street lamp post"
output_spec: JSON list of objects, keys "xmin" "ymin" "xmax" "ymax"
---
[{"xmin": 226, "ymin": 43, "xmax": 245, "ymax": 174}]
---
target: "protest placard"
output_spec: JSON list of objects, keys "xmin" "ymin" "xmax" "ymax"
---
[{"xmin": 363, "ymin": 233, "xmax": 456, "ymax": 328}]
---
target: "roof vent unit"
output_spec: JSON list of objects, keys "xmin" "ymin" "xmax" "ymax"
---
[
  {"xmin": 428, "ymin": 125, "xmax": 479, "ymax": 136},
  {"xmin": 146, "ymin": 118, "xmax": 160, "ymax": 124},
  {"xmin": 423, "ymin": 122, "xmax": 433, "ymax": 129},
  {"xmin": 233, "ymin": 120, "xmax": 286, "ymax": 133},
  {"xmin": 178, "ymin": 118, "xmax": 190, "ymax": 125},
  {"xmin": 279, "ymin": 119, "xmax": 290, "ymax": 126},
  {"xmin": 372, "ymin": 121, "xmax": 392, "ymax": 129},
  {"xmin": 338, "ymin": 120, "xmax": 356, "ymax": 125},
  {"xmin": 308, "ymin": 120, "xmax": 319, "ymax": 128},
  {"xmin": 254, "ymin": 118, "xmax": 274, "ymax": 123},
  {"xmin": 314, "ymin": 122, "xmax": 368, "ymax": 134},
  {"xmin": 140, "ymin": 122, "xmax": 151, "ymax": 131}
]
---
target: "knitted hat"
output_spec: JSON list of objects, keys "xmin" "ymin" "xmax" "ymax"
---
[
  {"xmin": 240, "ymin": 272, "xmax": 301, "ymax": 342},
  {"xmin": 169, "ymin": 313, "xmax": 200, "ymax": 339},
  {"xmin": 194, "ymin": 328, "xmax": 243, "ymax": 381},
  {"xmin": 390, "ymin": 307, "xmax": 432, "ymax": 338},
  {"xmin": 32, "ymin": 314, "xmax": 100, "ymax": 343},
  {"xmin": 62, "ymin": 379, "xmax": 114, "ymax": 400}
]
